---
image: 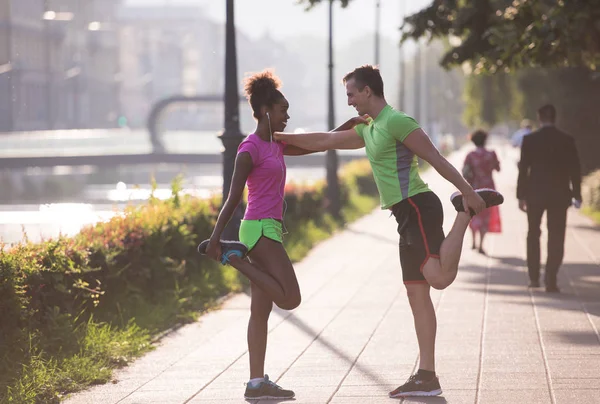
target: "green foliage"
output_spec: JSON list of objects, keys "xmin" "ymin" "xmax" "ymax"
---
[
  {"xmin": 582, "ymin": 170, "xmax": 600, "ymax": 213},
  {"xmin": 462, "ymin": 71, "xmax": 524, "ymax": 127},
  {"xmin": 0, "ymin": 160, "xmax": 379, "ymax": 403},
  {"xmin": 582, "ymin": 169, "xmax": 600, "ymax": 225},
  {"xmin": 402, "ymin": 0, "xmax": 600, "ymax": 72},
  {"xmin": 404, "ymin": 1, "xmax": 600, "ymax": 173}
]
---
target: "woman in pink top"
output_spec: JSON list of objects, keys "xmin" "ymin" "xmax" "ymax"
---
[
  {"xmin": 198, "ymin": 70, "xmax": 364, "ymax": 400},
  {"xmin": 462, "ymin": 129, "xmax": 502, "ymax": 255}
]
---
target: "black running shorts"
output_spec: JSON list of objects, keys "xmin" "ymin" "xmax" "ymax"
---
[{"xmin": 390, "ymin": 191, "xmax": 446, "ymax": 285}]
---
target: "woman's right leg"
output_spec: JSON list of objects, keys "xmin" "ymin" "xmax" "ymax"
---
[
  {"xmin": 248, "ymin": 281, "xmax": 272, "ymax": 379},
  {"xmin": 228, "ymin": 236, "xmax": 301, "ymax": 310},
  {"xmin": 245, "ymin": 282, "xmax": 295, "ymax": 400}
]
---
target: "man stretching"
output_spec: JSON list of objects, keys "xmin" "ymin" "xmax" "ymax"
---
[{"xmin": 274, "ymin": 65, "xmax": 503, "ymax": 397}]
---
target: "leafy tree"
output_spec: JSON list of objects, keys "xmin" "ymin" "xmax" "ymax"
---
[
  {"xmin": 401, "ymin": 0, "xmax": 600, "ymax": 72},
  {"xmin": 462, "ymin": 72, "xmax": 522, "ymax": 128},
  {"xmin": 403, "ymin": 0, "xmax": 600, "ymax": 173}
]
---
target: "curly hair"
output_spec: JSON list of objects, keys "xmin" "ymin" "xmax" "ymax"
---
[
  {"xmin": 470, "ymin": 129, "xmax": 488, "ymax": 147},
  {"xmin": 243, "ymin": 69, "xmax": 284, "ymax": 119}
]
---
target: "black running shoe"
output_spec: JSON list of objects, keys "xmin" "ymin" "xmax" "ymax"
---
[
  {"xmin": 244, "ymin": 375, "xmax": 295, "ymax": 400},
  {"xmin": 450, "ymin": 188, "xmax": 504, "ymax": 216},
  {"xmin": 197, "ymin": 239, "xmax": 248, "ymax": 264},
  {"xmin": 389, "ymin": 374, "xmax": 442, "ymax": 398}
]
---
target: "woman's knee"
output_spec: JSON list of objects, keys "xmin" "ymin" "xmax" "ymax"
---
[{"xmin": 277, "ymin": 292, "xmax": 301, "ymax": 311}]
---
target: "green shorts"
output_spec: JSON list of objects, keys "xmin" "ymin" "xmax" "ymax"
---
[{"xmin": 239, "ymin": 219, "xmax": 283, "ymax": 251}]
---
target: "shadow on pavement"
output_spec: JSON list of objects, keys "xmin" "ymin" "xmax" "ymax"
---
[
  {"xmin": 457, "ymin": 258, "xmax": 600, "ymax": 318},
  {"xmin": 571, "ymin": 223, "xmax": 600, "ymax": 233},
  {"xmin": 271, "ymin": 308, "xmax": 393, "ymax": 388},
  {"xmin": 237, "ymin": 283, "xmax": 399, "ymax": 390},
  {"xmin": 345, "ymin": 228, "xmax": 398, "ymax": 246},
  {"xmin": 551, "ymin": 330, "xmax": 600, "ymax": 346}
]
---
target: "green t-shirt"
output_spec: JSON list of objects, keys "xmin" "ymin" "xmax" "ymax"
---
[{"xmin": 354, "ymin": 105, "xmax": 430, "ymax": 209}]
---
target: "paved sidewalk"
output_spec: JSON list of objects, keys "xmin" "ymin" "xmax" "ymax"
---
[{"xmin": 64, "ymin": 142, "xmax": 600, "ymax": 404}]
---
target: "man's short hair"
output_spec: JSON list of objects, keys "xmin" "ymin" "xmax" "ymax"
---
[
  {"xmin": 342, "ymin": 65, "xmax": 384, "ymax": 97},
  {"xmin": 537, "ymin": 104, "xmax": 556, "ymax": 122}
]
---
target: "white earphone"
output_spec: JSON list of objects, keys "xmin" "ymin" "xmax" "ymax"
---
[{"xmin": 266, "ymin": 112, "xmax": 272, "ymax": 141}]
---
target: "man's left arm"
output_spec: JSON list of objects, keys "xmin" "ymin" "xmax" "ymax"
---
[
  {"xmin": 402, "ymin": 128, "xmax": 484, "ymax": 213},
  {"xmin": 403, "ymin": 129, "xmax": 472, "ymax": 194}
]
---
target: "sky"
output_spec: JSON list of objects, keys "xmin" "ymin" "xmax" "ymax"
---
[{"xmin": 123, "ymin": 0, "xmax": 431, "ymax": 47}]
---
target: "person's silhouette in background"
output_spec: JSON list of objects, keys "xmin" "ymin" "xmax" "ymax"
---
[{"xmin": 517, "ymin": 104, "xmax": 582, "ymax": 292}]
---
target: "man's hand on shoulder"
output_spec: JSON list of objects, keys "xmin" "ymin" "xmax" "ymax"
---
[{"xmin": 349, "ymin": 114, "xmax": 371, "ymax": 127}]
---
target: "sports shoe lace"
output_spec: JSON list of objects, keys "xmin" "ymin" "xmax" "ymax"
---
[
  {"xmin": 407, "ymin": 374, "xmax": 419, "ymax": 383},
  {"xmin": 263, "ymin": 375, "xmax": 283, "ymax": 390}
]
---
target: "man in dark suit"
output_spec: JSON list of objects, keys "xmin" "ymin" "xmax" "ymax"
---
[{"xmin": 517, "ymin": 104, "xmax": 582, "ymax": 292}]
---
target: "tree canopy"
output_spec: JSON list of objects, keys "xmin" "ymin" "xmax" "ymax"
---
[{"xmin": 402, "ymin": 0, "xmax": 600, "ymax": 72}]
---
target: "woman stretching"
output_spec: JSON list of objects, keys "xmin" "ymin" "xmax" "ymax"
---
[{"xmin": 198, "ymin": 69, "xmax": 363, "ymax": 400}]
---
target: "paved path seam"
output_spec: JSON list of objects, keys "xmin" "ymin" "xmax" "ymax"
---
[
  {"xmin": 474, "ymin": 237, "xmax": 494, "ymax": 404},
  {"xmin": 567, "ymin": 228, "xmax": 600, "ymax": 345},
  {"xmin": 325, "ymin": 290, "xmax": 402, "ymax": 404}
]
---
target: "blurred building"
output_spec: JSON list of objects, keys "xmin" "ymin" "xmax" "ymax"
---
[
  {"xmin": 117, "ymin": 5, "xmax": 224, "ymax": 130},
  {"xmin": 0, "ymin": 0, "xmax": 121, "ymax": 132}
]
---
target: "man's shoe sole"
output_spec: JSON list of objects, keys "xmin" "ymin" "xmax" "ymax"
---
[
  {"xmin": 244, "ymin": 395, "xmax": 295, "ymax": 400},
  {"xmin": 451, "ymin": 188, "xmax": 504, "ymax": 215},
  {"xmin": 389, "ymin": 388, "xmax": 443, "ymax": 398}
]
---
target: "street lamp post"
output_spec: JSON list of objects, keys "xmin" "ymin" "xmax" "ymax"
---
[
  {"xmin": 414, "ymin": 41, "xmax": 421, "ymax": 124},
  {"xmin": 375, "ymin": 0, "xmax": 380, "ymax": 66},
  {"xmin": 326, "ymin": 0, "xmax": 341, "ymax": 219},
  {"xmin": 3, "ymin": 2, "xmax": 14, "ymax": 131},
  {"xmin": 398, "ymin": 1, "xmax": 405, "ymax": 110},
  {"xmin": 219, "ymin": 0, "xmax": 245, "ymax": 240},
  {"xmin": 44, "ymin": 0, "xmax": 54, "ymax": 129}
]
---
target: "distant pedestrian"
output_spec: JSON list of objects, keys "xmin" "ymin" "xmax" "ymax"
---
[
  {"xmin": 511, "ymin": 119, "xmax": 533, "ymax": 148},
  {"xmin": 462, "ymin": 129, "xmax": 501, "ymax": 255},
  {"xmin": 517, "ymin": 104, "xmax": 582, "ymax": 293}
]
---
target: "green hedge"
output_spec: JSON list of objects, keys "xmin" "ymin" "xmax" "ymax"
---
[
  {"xmin": 0, "ymin": 159, "xmax": 378, "ymax": 403},
  {"xmin": 582, "ymin": 169, "xmax": 600, "ymax": 224}
]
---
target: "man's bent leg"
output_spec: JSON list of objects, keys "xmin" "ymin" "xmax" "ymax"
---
[
  {"xmin": 422, "ymin": 212, "xmax": 471, "ymax": 289},
  {"xmin": 401, "ymin": 192, "xmax": 460, "ymax": 290}
]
